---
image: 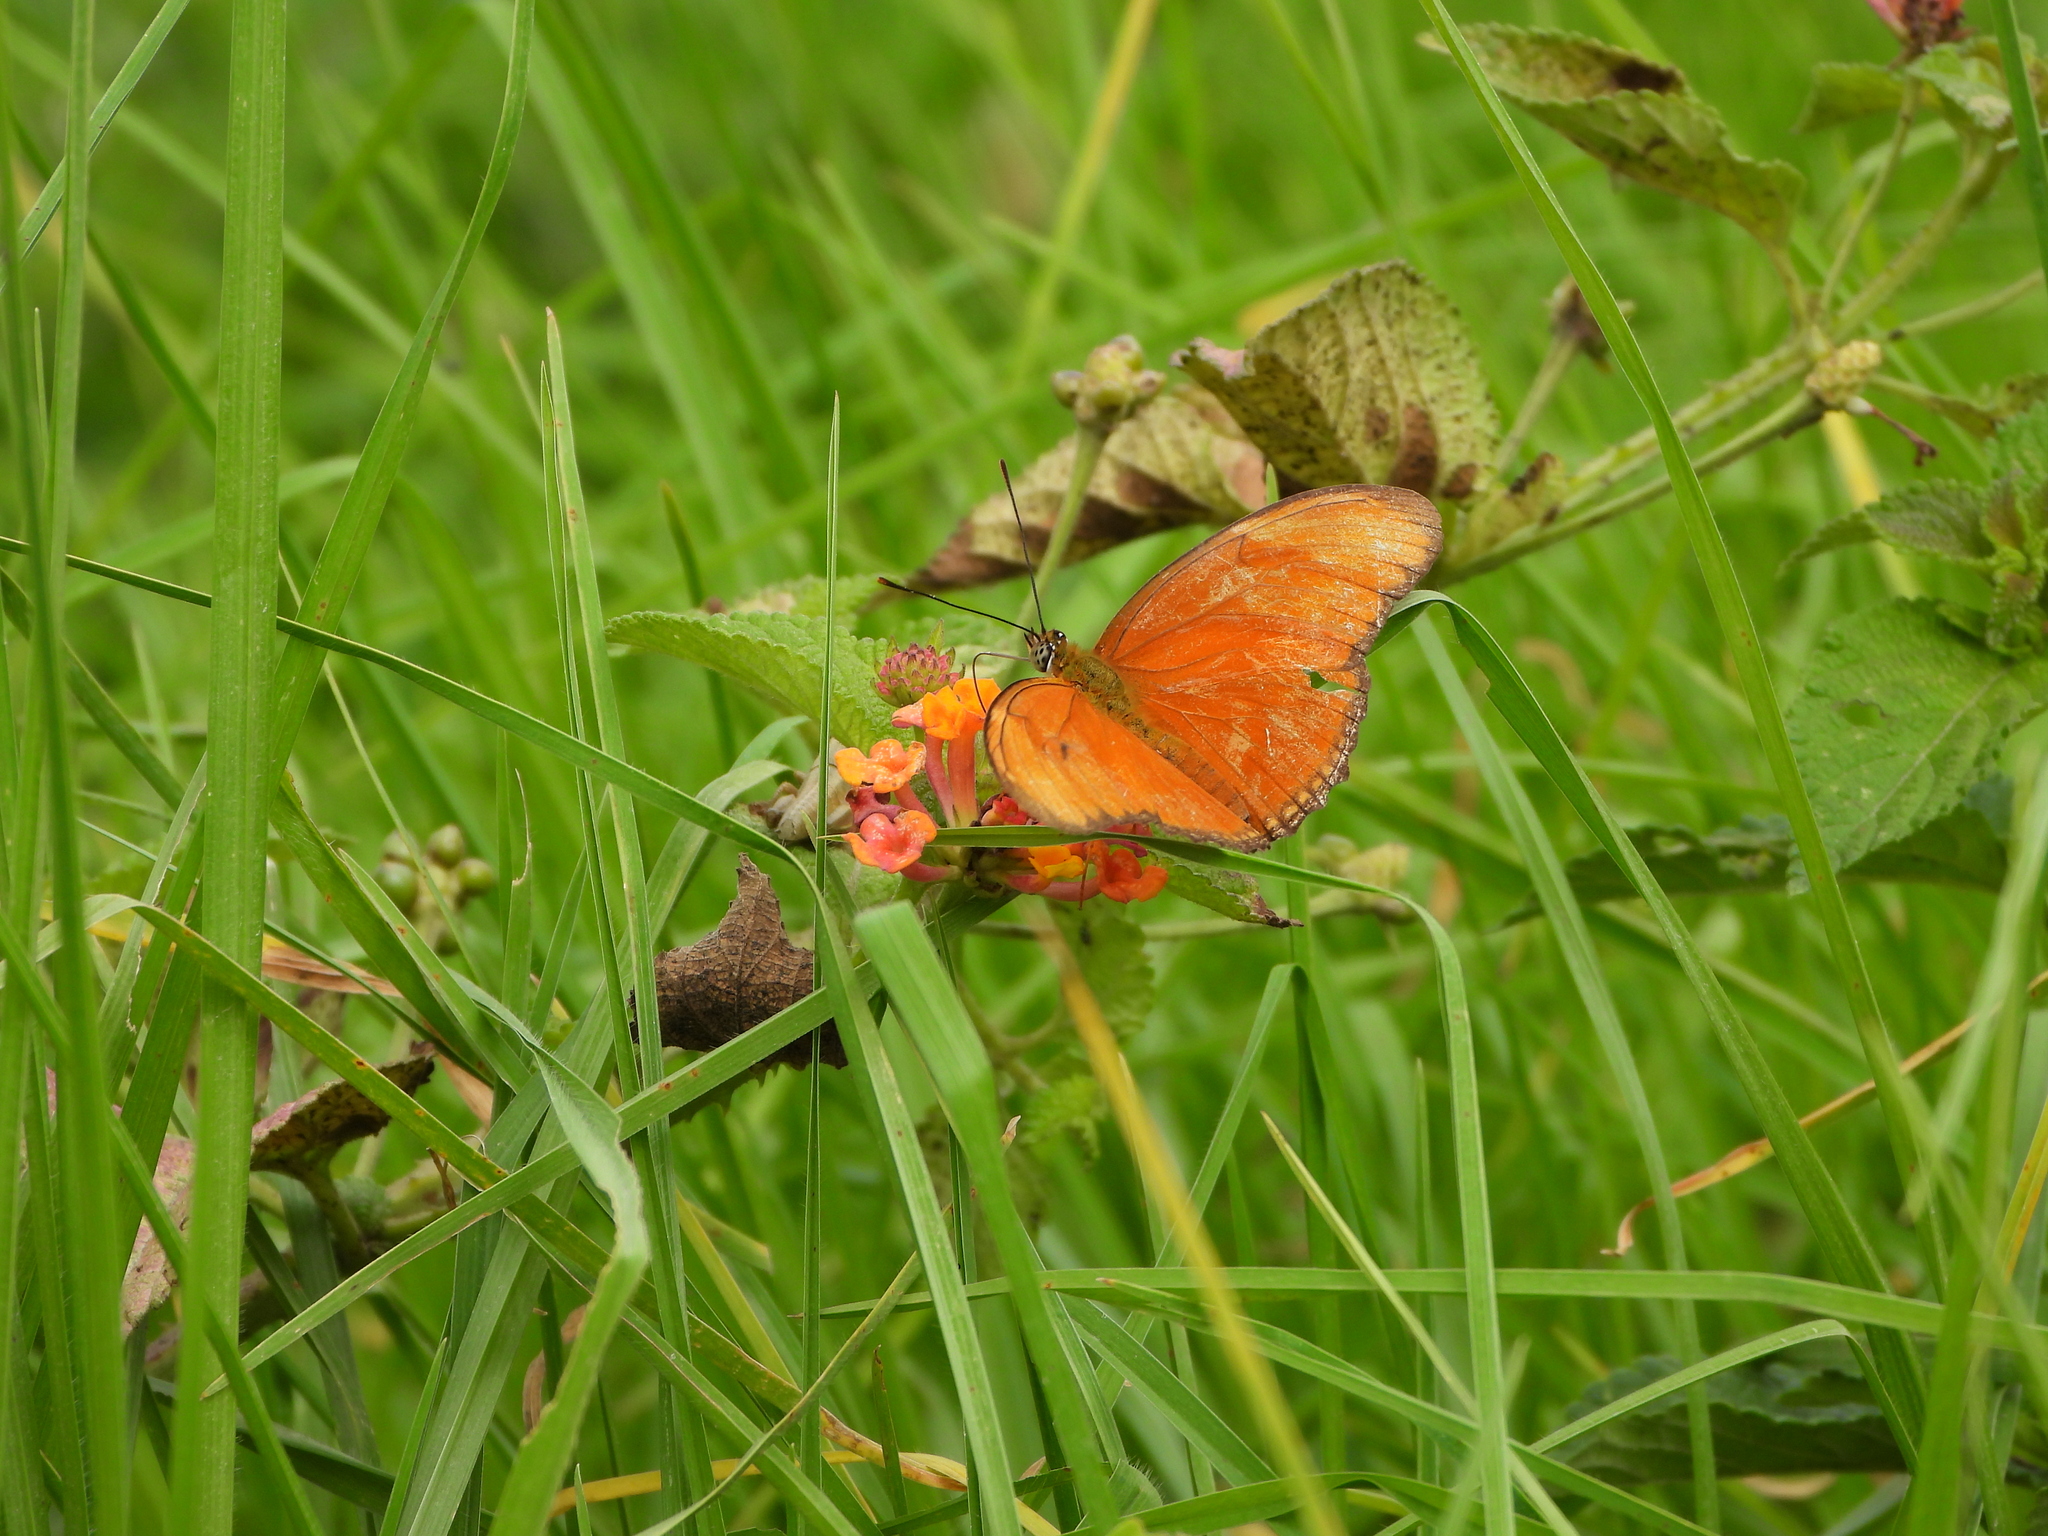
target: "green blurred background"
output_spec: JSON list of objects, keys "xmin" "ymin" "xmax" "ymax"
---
[{"xmin": 29, "ymin": 0, "xmax": 2048, "ymax": 1521}]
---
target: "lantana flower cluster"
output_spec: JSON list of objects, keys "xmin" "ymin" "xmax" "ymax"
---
[{"xmin": 831, "ymin": 645, "xmax": 1171, "ymax": 905}]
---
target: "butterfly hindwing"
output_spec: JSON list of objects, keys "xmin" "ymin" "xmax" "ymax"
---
[{"xmin": 984, "ymin": 677, "xmax": 1258, "ymax": 846}]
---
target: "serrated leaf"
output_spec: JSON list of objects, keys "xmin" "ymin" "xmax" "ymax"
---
[
  {"xmin": 1794, "ymin": 61, "xmax": 1906, "ymax": 133},
  {"xmin": 1847, "ymin": 791, "xmax": 2008, "ymax": 889},
  {"xmin": 1508, "ymin": 800, "xmax": 2006, "ymax": 919},
  {"xmin": 913, "ymin": 385, "xmax": 1264, "ymax": 589},
  {"xmin": 1783, "ymin": 482, "xmax": 1992, "ymax": 570},
  {"xmin": 725, "ymin": 573, "xmax": 890, "ymax": 619},
  {"xmin": 1050, "ymin": 902, "xmax": 1154, "ymax": 1035},
  {"xmin": 1890, "ymin": 375, "xmax": 2048, "ymax": 440},
  {"xmin": 1176, "ymin": 261, "xmax": 1499, "ymax": 505},
  {"xmin": 1907, "ymin": 40, "xmax": 2020, "ymax": 134},
  {"xmin": 607, "ymin": 608, "xmax": 899, "ymax": 743},
  {"xmin": 1559, "ymin": 1351, "xmax": 1904, "ymax": 1481},
  {"xmin": 1158, "ymin": 857, "xmax": 1294, "ymax": 927},
  {"xmin": 1424, "ymin": 24, "xmax": 1805, "ymax": 248},
  {"xmin": 1788, "ymin": 598, "xmax": 2048, "ymax": 872}
]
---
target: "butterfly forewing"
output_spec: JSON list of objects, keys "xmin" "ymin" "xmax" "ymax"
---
[{"xmin": 1096, "ymin": 485, "xmax": 1439, "ymax": 842}]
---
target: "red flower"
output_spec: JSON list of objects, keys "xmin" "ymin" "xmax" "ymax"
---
[
  {"xmin": 1090, "ymin": 843, "xmax": 1170, "ymax": 904},
  {"xmin": 1866, "ymin": 0, "xmax": 1966, "ymax": 50}
]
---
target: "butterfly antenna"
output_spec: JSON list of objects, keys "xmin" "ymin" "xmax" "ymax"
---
[
  {"xmin": 875, "ymin": 578, "xmax": 1034, "ymax": 636},
  {"xmin": 1001, "ymin": 459, "xmax": 1048, "ymax": 635}
]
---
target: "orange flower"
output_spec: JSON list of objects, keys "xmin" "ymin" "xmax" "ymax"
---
[
  {"xmin": 1091, "ymin": 844, "xmax": 1169, "ymax": 904},
  {"xmin": 834, "ymin": 738, "xmax": 925, "ymax": 793},
  {"xmin": 919, "ymin": 678, "xmax": 1002, "ymax": 742},
  {"xmin": 1026, "ymin": 843, "xmax": 1086, "ymax": 882},
  {"xmin": 847, "ymin": 809, "xmax": 939, "ymax": 873}
]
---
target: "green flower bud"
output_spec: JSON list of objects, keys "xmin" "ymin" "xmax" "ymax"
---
[
  {"xmin": 373, "ymin": 859, "xmax": 419, "ymax": 910},
  {"xmin": 425, "ymin": 824, "xmax": 468, "ymax": 868},
  {"xmin": 454, "ymin": 857, "xmax": 497, "ymax": 899}
]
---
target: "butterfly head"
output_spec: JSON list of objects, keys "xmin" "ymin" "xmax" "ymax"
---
[{"xmin": 1027, "ymin": 629, "xmax": 1069, "ymax": 674}]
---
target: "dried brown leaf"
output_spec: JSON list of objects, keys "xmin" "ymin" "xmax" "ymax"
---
[
  {"xmin": 121, "ymin": 1134, "xmax": 194, "ymax": 1335},
  {"xmin": 653, "ymin": 857, "xmax": 843, "ymax": 1068},
  {"xmin": 247, "ymin": 1050, "xmax": 437, "ymax": 1178},
  {"xmin": 912, "ymin": 385, "xmax": 1265, "ymax": 590}
]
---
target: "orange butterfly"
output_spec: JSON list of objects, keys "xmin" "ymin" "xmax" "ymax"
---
[{"xmin": 984, "ymin": 484, "xmax": 1441, "ymax": 851}]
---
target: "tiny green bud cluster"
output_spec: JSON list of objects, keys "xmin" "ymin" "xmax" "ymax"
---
[{"xmin": 1051, "ymin": 333, "xmax": 1165, "ymax": 431}]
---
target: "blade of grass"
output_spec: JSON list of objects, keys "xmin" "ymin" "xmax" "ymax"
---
[
  {"xmin": 5, "ymin": 0, "xmax": 189, "ymax": 285},
  {"xmin": 171, "ymin": 0, "xmax": 286, "ymax": 1520},
  {"xmin": 266, "ymin": 0, "xmax": 532, "ymax": 781},
  {"xmin": 1416, "ymin": 0, "xmax": 1931, "ymax": 1427},
  {"xmin": 490, "ymin": 1065, "xmax": 651, "ymax": 1536},
  {"xmin": 858, "ymin": 903, "xmax": 1121, "ymax": 1528},
  {"xmin": 1029, "ymin": 908, "xmax": 1346, "ymax": 1536},
  {"xmin": 1064, "ymin": 1301, "xmax": 1270, "ymax": 1485},
  {"xmin": 546, "ymin": 312, "xmax": 723, "ymax": 1533},
  {"xmin": 1009, "ymin": 0, "xmax": 1162, "ymax": 379},
  {"xmin": 1987, "ymin": 0, "xmax": 2048, "ymax": 282},
  {"xmin": 34, "ymin": 0, "xmax": 130, "ymax": 1524},
  {"xmin": 1412, "ymin": 612, "xmax": 1718, "ymax": 1525}
]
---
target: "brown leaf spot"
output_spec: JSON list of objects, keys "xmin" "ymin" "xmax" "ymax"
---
[
  {"xmin": 1609, "ymin": 59, "xmax": 1681, "ymax": 93},
  {"xmin": 1510, "ymin": 451, "xmax": 1559, "ymax": 497},
  {"xmin": 1390, "ymin": 404, "xmax": 1440, "ymax": 494},
  {"xmin": 652, "ymin": 857, "xmax": 842, "ymax": 1069},
  {"xmin": 1440, "ymin": 462, "xmax": 1479, "ymax": 500}
]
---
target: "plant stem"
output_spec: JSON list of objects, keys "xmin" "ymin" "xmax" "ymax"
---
[
  {"xmin": 1838, "ymin": 144, "xmax": 2012, "ymax": 335},
  {"xmin": 1885, "ymin": 268, "xmax": 2043, "ymax": 339},
  {"xmin": 1021, "ymin": 421, "xmax": 1109, "ymax": 622},
  {"xmin": 1493, "ymin": 326, "xmax": 1578, "ymax": 474},
  {"xmin": 1453, "ymin": 388, "xmax": 1823, "ymax": 579},
  {"xmin": 1823, "ymin": 81, "xmax": 1920, "ymax": 313}
]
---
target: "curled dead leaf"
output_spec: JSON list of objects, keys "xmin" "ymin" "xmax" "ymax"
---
[
  {"xmin": 248, "ymin": 1050, "xmax": 437, "ymax": 1178},
  {"xmin": 651, "ymin": 857, "xmax": 842, "ymax": 1068},
  {"xmin": 911, "ymin": 385, "xmax": 1264, "ymax": 590},
  {"xmin": 121, "ymin": 1135, "xmax": 194, "ymax": 1336}
]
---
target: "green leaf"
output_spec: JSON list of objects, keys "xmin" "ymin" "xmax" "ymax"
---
[
  {"xmin": 1850, "ymin": 786, "xmax": 2011, "ymax": 889},
  {"xmin": 1793, "ymin": 61, "xmax": 1907, "ymax": 134},
  {"xmin": 1788, "ymin": 598, "xmax": 2048, "ymax": 873},
  {"xmin": 1424, "ymin": 24, "xmax": 1805, "ymax": 248},
  {"xmin": 1176, "ymin": 260, "xmax": 1500, "ymax": 505},
  {"xmin": 1050, "ymin": 903, "xmax": 1154, "ymax": 1035},
  {"xmin": 1158, "ymin": 856, "xmax": 1293, "ymax": 927},
  {"xmin": 1783, "ymin": 482, "xmax": 1993, "ymax": 571},
  {"xmin": 607, "ymin": 608, "xmax": 899, "ymax": 744},
  {"xmin": 1557, "ymin": 1351, "xmax": 1904, "ymax": 1482},
  {"xmin": 727, "ymin": 573, "xmax": 889, "ymax": 620},
  {"xmin": 1510, "ymin": 798, "xmax": 2008, "ymax": 918},
  {"xmin": 1906, "ymin": 39, "xmax": 2027, "ymax": 136}
]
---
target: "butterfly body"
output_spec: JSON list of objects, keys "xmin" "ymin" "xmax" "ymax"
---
[{"xmin": 987, "ymin": 484, "xmax": 1442, "ymax": 851}]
